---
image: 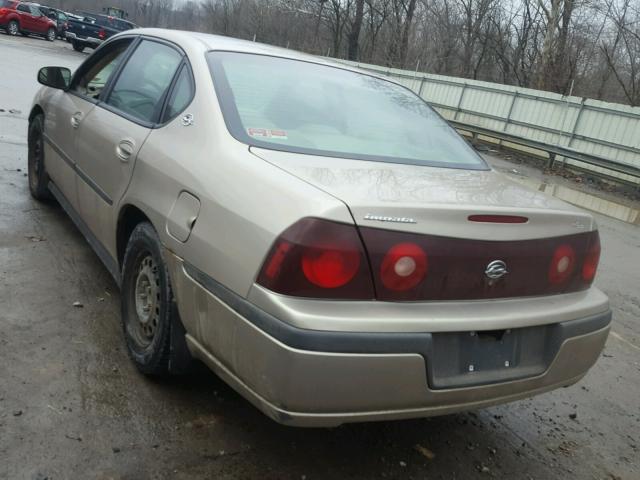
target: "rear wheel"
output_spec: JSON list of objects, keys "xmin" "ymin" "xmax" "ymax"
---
[
  {"xmin": 72, "ymin": 40, "xmax": 84, "ymax": 52},
  {"xmin": 121, "ymin": 222, "xmax": 181, "ymax": 376},
  {"xmin": 46, "ymin": 28, "xmax": 55, "ymax": 42},
  {"xmin": 27, "ymin": 114, "xmax": 52, "ymax": 201},
  {"xmin": 7, "ymin": 20, "xmax": 19, "ymax": 36}
]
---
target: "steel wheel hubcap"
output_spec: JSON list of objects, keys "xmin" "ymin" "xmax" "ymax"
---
[{"xmin": 133, "ymin": 255, "xmax": 160, "ymax": 345}]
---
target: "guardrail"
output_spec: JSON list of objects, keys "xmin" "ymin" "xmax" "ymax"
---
[
  {"xmin": 449, "ymin": 120, "xmax": 640, "ymax": 180},
  {"xmin": 338, "ymin": 59, "xmax": 640, "ymax": 186}
]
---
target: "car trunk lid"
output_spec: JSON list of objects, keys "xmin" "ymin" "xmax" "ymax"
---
[{"xmin": 250, "ymin": 147, "xmax": 594, "ymax": 241}]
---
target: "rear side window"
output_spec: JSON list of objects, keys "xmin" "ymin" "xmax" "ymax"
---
[
  {"xmin": 17, "ymin": 4, "xmax": 29, "ymax": 12},
  {"xmin": 163, "ymin": 65, "xmax": 194, "ymax": 122},
  {"xmin": 106, "ymin": 40, "xmax": 182, "ymax": 124}
]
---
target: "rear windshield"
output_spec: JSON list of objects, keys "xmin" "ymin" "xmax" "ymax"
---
[{"xmin": 207, "ymin": 52, "xmax": 487, "ymax": 170}]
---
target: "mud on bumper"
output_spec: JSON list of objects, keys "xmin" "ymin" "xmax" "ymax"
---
[{"xmin": 168, "ymin": 255, "xmax": 611, "ymax": 427}]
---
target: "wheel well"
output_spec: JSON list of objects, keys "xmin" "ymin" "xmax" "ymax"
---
[
  {"xmin": 29, "ymin": 105, "xmax": 44, "ymax": 123},
  {"xmin": 117, "ymin": 205, "xmax": 151, "ymax": 267}
]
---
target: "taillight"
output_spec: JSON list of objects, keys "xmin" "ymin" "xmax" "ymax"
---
[
  {"xmin": 98, "ymin": 28, "xmax": 106, "ymax": 39},
  {"xmin": 256, "ymin": 218, "xmax": 374, "ymax": 299},
  {"xmin": 0, "ymin": 8, "xmax": 8, "ymax": 15},
  {"xmin": 360, "ymin": 226, "xmax": 601, "ymax": 301},
  {"xmin": 380, "ymin": 242, "xmax": 427, "ymax": 291},
  {"xmin": 257, "ymin": 219, "xmax": 601, "ymax": 301},
  {"xmin": 548, "ymin": 244, "xmax": 576, "ymax": 284},
  {"xmin": 582, "ymin": 233, "xmax": 600, "ymax": 282}
]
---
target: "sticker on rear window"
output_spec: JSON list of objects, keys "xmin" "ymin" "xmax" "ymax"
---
[{"xmin": 247, "ymin": 128, "xmax": 288, "ymax": 140}]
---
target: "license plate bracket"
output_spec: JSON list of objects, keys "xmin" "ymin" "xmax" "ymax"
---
[{"xmin": 428, "ymin": 325, "xmax": 550, "ymax": 389}]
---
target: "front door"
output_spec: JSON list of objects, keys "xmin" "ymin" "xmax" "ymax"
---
[
  {"xmin": 15, "ymin": 3, "xmax": 34, "ymax": 31},
  {"xmin": 50, "ymin": 37, "xmax": 134, "ymax": 216},
  {"xmin": 42, "ymin": 91, "xmax": 95, "ymax": 212},
  {"xmin": 73, "ymin": 38, "xmax": 184, "ymax": 258}
]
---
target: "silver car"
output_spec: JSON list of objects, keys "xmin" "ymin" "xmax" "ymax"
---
[{"xmin": 28, "ymin": 29, "xmax": 611, "ymax": 427}]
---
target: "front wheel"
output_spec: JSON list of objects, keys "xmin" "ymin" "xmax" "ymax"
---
[
  {"xmin": 46, "ymin": 28, "xmax": 55, "ymax": 42},
  {"xmin": 121, "ymin": 222, "xmax": 183, "ymax": 376},
  {"xmin": 7, "ymin": 20, "xmax": 19, "ymax": 36},
  {"xmin": 72, "ymin": 40, "xmax": 84, "ymax": 52},
  {"xmin": 27, "ymin": 114, "xmax": 52, "ymax": 201}
]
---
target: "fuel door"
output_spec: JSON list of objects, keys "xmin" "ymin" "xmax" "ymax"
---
[{"xmin": 166, "ymin": 191, "xmax": 201, "ymax": 243}]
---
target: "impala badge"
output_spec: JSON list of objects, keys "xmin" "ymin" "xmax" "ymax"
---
[
  {"xmin": 364, "ymin": 214, "xmax": 417, "ymax": 224},
  {"xmin": 485, "ymin": 260, "xmax": 508, "ymax": 280}
]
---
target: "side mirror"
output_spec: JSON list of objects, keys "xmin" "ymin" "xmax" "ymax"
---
[{"xmin": 37, "ymin": 66, "xmax": 71, "ymax": 90}]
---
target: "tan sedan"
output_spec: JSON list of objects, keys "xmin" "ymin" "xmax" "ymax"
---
[{"xmin": 28, "ymin": 29, "xmax": 611, "ymax": 427}]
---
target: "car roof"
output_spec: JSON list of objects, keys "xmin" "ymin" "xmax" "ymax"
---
[{"xmin": 124, "ymin": 28, "xmax": 394, "ymax": 83}]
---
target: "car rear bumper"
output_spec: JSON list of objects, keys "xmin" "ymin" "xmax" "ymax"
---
[{"xmin": 167, "ymin": 253, "xmax": 611, "ymax": 427}]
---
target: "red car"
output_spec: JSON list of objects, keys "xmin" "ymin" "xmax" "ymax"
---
[{"xmin": 0, "ymin": 0, "xmax": 56, "ymax": 41}]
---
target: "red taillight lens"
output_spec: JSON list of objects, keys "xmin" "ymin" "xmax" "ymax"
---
[
  {"xmin": 548, "ymin": 244, "xmax": 576, "ymax": 284},
  {"xmin": 380, "ymin": 242, "xmax": 427, "ymax": 291},
  {"xmin": 302, "ymin": 247, "xmax": 360, "ymax": 288},
  {"xmin": 0, "ymin": 8, "xmax": 8, "ymax": 15},
  {"xmin": 98, "ymin": 28, "xmax": 106, "ymax": 39},
  {"xmin": 582, "ymin": 234, "xmax": 600, "ymax": 282},
  {"xmin": 256, "ymin": 218, "xmax": 374, "ymax": 299}
]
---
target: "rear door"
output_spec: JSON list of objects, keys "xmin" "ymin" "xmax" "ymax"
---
[{"xmin": 73, "ymin": 38, "xmax": 184, "ymax": 257}]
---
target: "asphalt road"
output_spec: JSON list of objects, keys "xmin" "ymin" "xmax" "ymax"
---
[{"xmin": 0, "ymin": 34, "xmax": 639, "ymax": 480}]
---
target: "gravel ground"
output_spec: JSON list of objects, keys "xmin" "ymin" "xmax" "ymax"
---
[{"xmin": 0, "ymin": 34, "xmax": 638, "ymax": 480}]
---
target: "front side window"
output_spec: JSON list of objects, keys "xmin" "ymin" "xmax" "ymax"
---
[
  {"xmin": 207, "ymin": 52, "xmax": 487, "ymax": 170},
  {"xmin": 71, "ymin": 39, "xmax": 133, "ymax": 100},
  {"xmin": 105, "ymin": 40, "xmax": 182, "ymax": 124}
]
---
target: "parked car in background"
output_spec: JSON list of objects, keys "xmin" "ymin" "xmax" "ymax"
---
[
  {"xmin": 28, "ymin": 29, "xmax": 611, "ymax": 427},
  {"xmin": 39, "ymin": 5, "xmax": 68, "ymax": 39},
  {"xmin": 0, "ymin": 0, "xmax": 56, "ymax": 40},
  {"xmin": 65, "ymin": 12, "xmax": 135, "ymax": 52}
]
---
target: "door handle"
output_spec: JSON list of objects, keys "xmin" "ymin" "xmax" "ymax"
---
[
  {"xmin": 116, "ymin": 139, "xmax": 134, "ymax": 162},
  {"xmin": 70, "ymin": 112, "xmax": 83, "ymax": 129}
]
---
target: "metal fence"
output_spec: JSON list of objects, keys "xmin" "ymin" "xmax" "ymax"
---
[{"xmin": 339, "ymin": 60, "xmax": 640, "ymax": 185}]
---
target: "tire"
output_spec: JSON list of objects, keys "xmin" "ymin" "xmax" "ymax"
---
[
  {"xmin": 27, "ymin": 114, "xmax": 52, "ymax": 201},
  {"xmin": 7, "ymin": 20, "xmax": 19, "ymax": 36},
  {"xmin": 72, "ymin": 40, "xmax": 84, "ymax": 52},
  {"xmin": 121, "ymin": 222, "xmax": 177, "ymax": 376},
  {"xmin": 46, "ymin": 28, "xmax": 55, "ymax": 42}
]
